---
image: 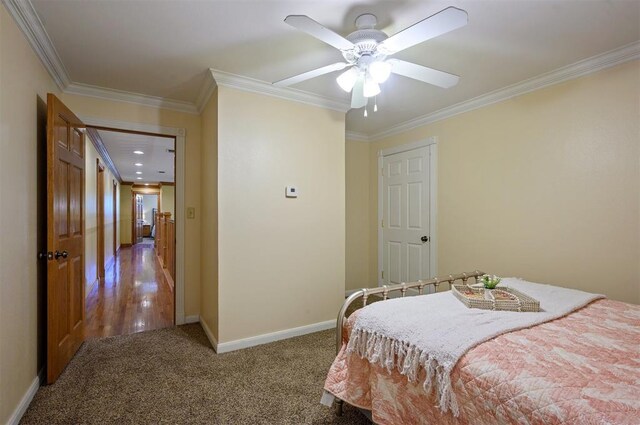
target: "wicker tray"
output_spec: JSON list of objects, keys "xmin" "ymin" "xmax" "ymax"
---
[{"xmin": 452, "ymin": 285, "xmax": 540, "ymax": 312}]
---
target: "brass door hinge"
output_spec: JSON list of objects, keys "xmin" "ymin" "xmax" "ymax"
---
[
  {"xmin": 381, "ymin": 219, "xmax": 384, "ymax": 228},
  {"xmin": 381, "ymin": 271, "xmax": 384, "ymax": 279}
]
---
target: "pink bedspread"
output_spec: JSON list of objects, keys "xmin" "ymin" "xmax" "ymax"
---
[{"xmin": 324, "ymin": 299, "xmax": 640, "ymax": 424}]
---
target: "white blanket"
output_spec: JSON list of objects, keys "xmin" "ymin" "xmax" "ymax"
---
[{"xmin": 346, "ymin": 278, "xmax": 604, "ymax": 416}]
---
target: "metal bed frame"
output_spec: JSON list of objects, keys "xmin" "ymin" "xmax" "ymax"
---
[{"xmin": 332, "ymin": 270, "xmax": 485, "ymax": 416}]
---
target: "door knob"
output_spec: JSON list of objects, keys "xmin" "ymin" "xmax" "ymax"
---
[
  {"xmin": 421, "ymin": 236, "xmax": 429, "ymax": 242},
  {"xmin": 38, "ymin": 251, "xmax": 53, "ymax": 260},
  {"xmin": 54, "ymin": 250, "xmax": 68, "ymax": 259}
]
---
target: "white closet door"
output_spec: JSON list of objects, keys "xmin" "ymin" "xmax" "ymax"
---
[{"xmin": 382, "ymin": 146, "xmax": 430, "ymax": 285}]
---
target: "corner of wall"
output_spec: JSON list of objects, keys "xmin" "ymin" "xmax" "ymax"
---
[{"xmin": 199, "ymin": 87, "xmax": 219, "ymax": 341}]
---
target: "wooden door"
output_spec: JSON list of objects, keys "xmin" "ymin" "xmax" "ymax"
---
[
  {"xmin": 97, "ymin": 161, "xmax": 105, "ymax": 280},
  {"xmin": 113, "ymin": 181, "xmax": 117, "ymax": 255},
  {"xmin": 136, "ymin": 194, "xmax": 144, "ymax": 243},
  {"xmin": 381, "ymin": 146, "xmax": 431, "ymax": 286},
  {"xmin": 46, "ymin": 93, "xmax": 85, "ymax": 383}
]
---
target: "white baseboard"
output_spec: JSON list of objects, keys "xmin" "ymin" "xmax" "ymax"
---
[
  {"xmin": 184, "ymin": 315, "xmax": 200, "ymax": 324},
  {"xmin": 216, "ymin": 319, "xmax": 336, "ymax": 354},
  {"xmin": 199, "ymin": 317, "xmax": 219, "ymax": 351},
  {"xmin": 7, "ymin": 368, "xmax": 43, "ymax": 425}
]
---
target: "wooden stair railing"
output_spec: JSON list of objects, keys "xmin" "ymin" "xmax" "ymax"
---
[{"xmin": 154, "ymin": 212, "xmax": 176, "ymax": 289}]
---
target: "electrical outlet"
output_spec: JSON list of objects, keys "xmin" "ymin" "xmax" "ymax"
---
[{"xmin": 187, "ymin": 207, "xmax": 195, "ymax": 219}]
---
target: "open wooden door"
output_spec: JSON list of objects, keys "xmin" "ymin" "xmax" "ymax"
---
[{"xmin": 46, "ymin": 93, "xmax": 85, "ymax": 384}]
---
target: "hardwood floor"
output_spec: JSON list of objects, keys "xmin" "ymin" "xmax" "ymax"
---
[{"xmin": 84, "ymin": 243, "xmax": 174, "ymax": 338}]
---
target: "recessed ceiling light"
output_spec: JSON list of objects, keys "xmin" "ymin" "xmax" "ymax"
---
[
  {"xmin": 136, "ymin": 177, "xmax": 142, "ymax": 180},
  {"xmin": 136, "ymin": 171, "xmax": 142, "ymax": 175},
  {"xmin": 135, "ymin": 163, "xmax": 143, "ymax": 166},
  {"xmin": 134, "ymin": 151, "xmax": 144, "ymax": 155},
  {"xmin": 145, "ymin": 183, "xmax": 149, "ymax": 186}
]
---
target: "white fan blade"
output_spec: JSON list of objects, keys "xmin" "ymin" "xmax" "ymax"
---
[
  {"xmin": 285, "ymin": 15, "xmax": 355, "ymax": 51},
  {"xmin": 351, "ymin": 79, "xmax": 367, "ymax": 109},
  {"xmin": 380, "ymin": 7, "xmax": 468, "ymax": 54},
  {"xmin": 388, "ymin": 59, "xmax": 459, "ymax": 88},
  {"xmin": 273, "ymin": 62, "xmax": 349, "ymax": 87}
]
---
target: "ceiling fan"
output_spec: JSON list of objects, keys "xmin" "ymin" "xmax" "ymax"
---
[{"xmin": 273, "ymin": 7, "xmax": 468, "ymax": 113}]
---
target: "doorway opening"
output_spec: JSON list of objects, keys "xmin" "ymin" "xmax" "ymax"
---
[{"xmin": 84, "ymin": 126, "xmax": 176, "ymax": 338}]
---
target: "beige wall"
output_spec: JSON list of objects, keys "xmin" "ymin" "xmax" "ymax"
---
[
  {"xmin": 200, "ymin": 88, "xmax": 219, "ymax": 341},
  {"xmin": 0, "ymin": 7, "xmax": 60, "ymax": 423},
  {"xmin": 160, "ymin": 185, "xmax": 175, "ymax": 216},
  {"xmin": 215, "ymin": 86, "xmax": 346, "ymax": 342},
  {"xmin": 345, "ymin": 139, "xmax": 371, "ymax": 290},
  {"xmin": 59, "ymin": 93, "xmax": 202, "ymax": 316},
  {"xmin": 362, "ymin": 61, "xmax": 640, "ymax": 304},
  {"xmin": 85, "ymin": 139, "xmax": 120, "ymax": 295}
]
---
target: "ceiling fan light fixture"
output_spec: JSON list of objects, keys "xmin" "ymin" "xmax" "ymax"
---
[
  {"xmin": 363, "ymin": 78, "xmax": 381, "ymax": 98},
  {"xmin": 336, "ymin": 68, "xmax": 358, "ymax": 92},
  {"xmin": 369, "ymin": 60, "xmax": 391, "ymax": 83}
]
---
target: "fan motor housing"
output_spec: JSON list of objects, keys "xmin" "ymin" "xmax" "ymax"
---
[{"xmin": 344, "ymin": 28, "xmax": 388, "ymax": 64}]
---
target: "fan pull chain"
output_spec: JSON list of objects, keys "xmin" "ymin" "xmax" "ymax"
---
[
  {"xmin": 364, "ymin": 107, "xmax": 368, "ymax": 117},
  {"xmin": 374, "ymin": 96, "xmax": 378, "ymax": 112}
]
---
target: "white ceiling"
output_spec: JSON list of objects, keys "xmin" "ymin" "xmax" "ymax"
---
[
  {"xmin": 97, "ymin": 129, "xmax": 175, "ymax": 184},
  {"xmin": 31, "ymin": 0, "xmax": 640, "ymax": 135}
]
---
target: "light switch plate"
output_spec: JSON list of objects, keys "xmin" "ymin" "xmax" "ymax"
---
[
  {"xmin": 187, "ymin": 207, "xmax": 195, "ymax": 219},
  {"xmin": 285, "ymin": 186, "xmax": 298, "ymax": 198}
]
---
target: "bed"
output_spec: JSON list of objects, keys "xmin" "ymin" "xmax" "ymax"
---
[{"xmin": 323, "ymin": 271, "xmax": 640, "ymax": 424}]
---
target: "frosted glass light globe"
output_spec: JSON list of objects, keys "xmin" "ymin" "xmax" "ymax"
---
[{"xmin": 369, "ymin": 61, "xmax": 391, "ymax": 83}]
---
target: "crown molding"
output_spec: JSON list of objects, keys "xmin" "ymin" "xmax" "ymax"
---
[
  {"xmin": 367, "ymin": 40, "xmax": 640, "ymax": 142},
  {"xmin": 85, "ymin": 127, "xmax": 123, "ymax": 183},
  {"xmin": 66, "ymin": 82, "xmax": 199, "ymax": 114},
  {"xmin": 345, "ymin": 131, "xmax": 370, "ymax": 142},
  {"xmin": 2, "ymin": 0, "xmax": 70, "ymax": 90},
  {"xmin": 210, "ymin": 69, "xmax": 351, "ymax": 113}
]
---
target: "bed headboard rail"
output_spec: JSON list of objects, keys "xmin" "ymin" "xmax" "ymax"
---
[{"xmin": 336, "ymin": 270, "xmax": 485, "ymax": 353}]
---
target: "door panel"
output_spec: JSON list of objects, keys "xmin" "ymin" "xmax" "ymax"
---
[
  {"xmin": 382, "ymin": 146, "xmax": 430, "ymax": 287},
  {"xmin": 388, "ymin": 241, "xmax": 402, "ymax": 285},
  {"xmin": 47, "ymin": 93, "xmax": 85, "ymax": 384}
]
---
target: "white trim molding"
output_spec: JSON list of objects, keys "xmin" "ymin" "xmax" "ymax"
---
[
  {"xmin": 209, "ymin": 69, "xmax": 351, "ymax": 113},
  {"xmin": 378, "ymin": 137, "xmax": 438, "ymax": 286},
  {"xmin": 184, "ymin": 315, "xmax": 200, "ymax": 324},
  {"xmin": 366, "ymin": 41, "xmax": 640, "ymax": 142},
  {"xmin": 7, "ymin": 369, "xmax": 43, "ymax": 425},
  {"xmin": 205, "ymin": 320, "xmax": 336, "ymax": 354},
  {"xmin": 66, "ymin": 83, "xmax": 199, "ymax": 114},
  {"xmin": 80, "ymin": 116, "xmax": 187, "ymax": 325},
  {"xmin": 345, "ymin": 131, "xmax": 370, "ymax": 142},
  {"xmin": 200, "ymin": 317, "xmax": 219, "ymax": 350},
  {"xmin": 2, "ymin": 0, "xmax": 70, "ymax": 90}
]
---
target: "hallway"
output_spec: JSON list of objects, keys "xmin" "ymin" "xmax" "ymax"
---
[{"xmin": 84, "ymin": 244, "xmax": 174, "ymax": 338}]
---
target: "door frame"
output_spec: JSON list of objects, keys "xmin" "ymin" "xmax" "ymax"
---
[
  {"xmin": 96, "ymin": 159, "xmax": 105, "ymax": 281},
  {"xmin": 79, "ymin": 115, "xmax": 187, "ymax": 325},
  {"xmin": 378, "ymin": 137, "xmax": 438, "ymax": 287}
]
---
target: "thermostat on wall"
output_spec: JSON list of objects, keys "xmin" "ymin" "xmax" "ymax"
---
[{"xmin": 285, "ymin": 186, "xmax": 298, "ymax": 198}]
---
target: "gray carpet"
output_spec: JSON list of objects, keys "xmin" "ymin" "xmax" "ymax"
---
[{"xmin": 21, "ymin": 325, "xmax": 370, "ymax": 424}]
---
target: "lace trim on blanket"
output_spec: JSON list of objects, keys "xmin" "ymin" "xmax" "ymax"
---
[{"xmin": 346, "ymin": 329, "xmax": 460, "ymax": 417}]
